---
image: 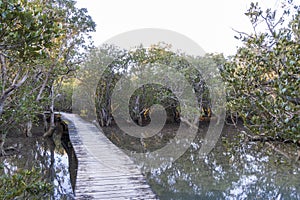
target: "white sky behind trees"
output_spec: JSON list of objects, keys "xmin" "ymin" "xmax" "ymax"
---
[{"xmin": 76, "ymin": 0, "xmax": 294, "ymax": 56}]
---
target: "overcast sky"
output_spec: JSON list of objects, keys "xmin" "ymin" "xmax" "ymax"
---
[{"xmin": 76, "ymin": 0, "xmax": 290, "ymax": 56}]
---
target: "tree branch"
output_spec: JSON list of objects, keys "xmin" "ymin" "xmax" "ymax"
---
[{"xmin": 0, "ymin": 54, "xmax": 7, "ymax": 94}]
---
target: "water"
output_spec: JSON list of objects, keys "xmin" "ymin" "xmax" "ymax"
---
[
  {"xmin": 2, "ymin": 121, "xmax": 299, "ymax": 199},
  {"xmin": 103, "ymin": 122, "xmax": 300, "ymax": 199},
  {"xmin": 0, "ymin": 126, "xmax": 77, "ymax": 199},
  {"xmin": 143, "ymin": 125, "xmax": 300, "ymax": 200}
]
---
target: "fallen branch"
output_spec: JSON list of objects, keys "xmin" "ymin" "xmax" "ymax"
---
[
  {"xmin": 180, "ymin": 117, "xmax": 198, "ymax": 131},
  {"xmin": 265, "ymin": 141, "xmax": 291, "ymax": 160},
  {"xmin": 43, "ymin": 126, "xmax": 56, "ymax": 137},
  {"xmin": 241, "ymin": 130, "xmax": 299, "ymax": 162}
]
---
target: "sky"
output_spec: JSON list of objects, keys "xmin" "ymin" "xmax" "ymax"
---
[{"xmin": 76, "ymin": 0, "xmax": 284, "ymax": 56}]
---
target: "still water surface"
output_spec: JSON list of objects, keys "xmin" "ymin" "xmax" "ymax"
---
[
  {"xmin": 142, "ymin": 125, "xmax": 300, "ymax": 200},
  {"xmin": 0, "ymin": 127, "xmax": 77, "ymax": 199},
  {"xmin": 1, "ymin": 123, "xmax": 299, "ymax": 199},
  {"xmin": 104, "ymin": 123, "xmax": 300, "ymax": 200}
]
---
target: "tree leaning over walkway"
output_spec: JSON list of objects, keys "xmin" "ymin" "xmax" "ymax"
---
[{"xmin": 0, "ymin": 0, "xmax": 95, "ymax": 155}]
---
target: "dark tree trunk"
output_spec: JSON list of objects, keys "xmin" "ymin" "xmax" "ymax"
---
[
  {"xmin": 0, "ymin": 132, "xmax": 6, "ymax": 156},
  {"xmin": 43, "ymin": 85, "xmax": 56, "ymax": 137},
  {"xmin": 24, "ymin": 121, "xmax": 32, "ymax": 137}
]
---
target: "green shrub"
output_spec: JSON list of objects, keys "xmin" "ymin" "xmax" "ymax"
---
[
  {"xmin": 0, "ymin": 166, "xmax": 53, "ymax": 199},
  {"xmin": 221, "ymin": 2, "xmax": 300, "ymax": 141}
]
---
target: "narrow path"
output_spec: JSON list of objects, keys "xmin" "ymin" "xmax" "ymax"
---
[{"xmin": 61, "ymin": 113, "xmax": 157, "ymax": 200}]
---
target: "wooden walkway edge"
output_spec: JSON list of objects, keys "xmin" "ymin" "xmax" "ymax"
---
[{"xmin": 61, "ymin": 113, "xmax": 157, "ymax": 200}]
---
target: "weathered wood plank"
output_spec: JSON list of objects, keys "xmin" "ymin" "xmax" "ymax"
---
[{"xmin": 61, "ymin": 113, "xmax": 157, "ymax": 200}]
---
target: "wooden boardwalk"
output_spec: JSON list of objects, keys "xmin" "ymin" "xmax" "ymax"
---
[{"xmin": 61, "ymin": 113, "xmax": 157, "ymax": 200}]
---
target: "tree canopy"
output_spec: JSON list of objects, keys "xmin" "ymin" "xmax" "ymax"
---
[{"xmin": 0, "ymin": 0, "xmax": 95, "ymax": 152}]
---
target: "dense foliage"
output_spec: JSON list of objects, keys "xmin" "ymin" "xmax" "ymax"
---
[
  {"xmin": 221, "ymin": 1, "xmax": 300, "ymax": 141},
  {"xmin": 0, "ymin": 167, "xmax": 53, "ymax": 199},
  {"xmin": 1, "ymin": 0, "xmax": 299, "ymax": 198},
  {"xmin": 0, "ymin": 0, "xmax": 95, "ymax": 197},
  {"xmin": 0, "ymin": 0, "xmax": 95, "ymax": 150},
  {"xmin": 76, "ymin": 44, "xmax": 225, "ymax": 127}
]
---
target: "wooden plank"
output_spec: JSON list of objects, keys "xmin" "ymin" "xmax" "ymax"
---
[{"xmin": 61, "ymin": 113, "xmax": 157, "ymax": 200}]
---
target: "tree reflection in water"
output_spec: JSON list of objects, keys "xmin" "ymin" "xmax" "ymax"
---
[
  {"xmin": 0, "ymin": 124, "xmax": 77, "ymax": 199},
  {"xmin": 105, "ymin": 123, "xmax": 300, "ymax": 200}
]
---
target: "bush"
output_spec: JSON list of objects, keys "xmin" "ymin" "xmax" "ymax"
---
[
  {"xmin": 0, "ymin": 167, "xmax": 53, "ymax": 199},
  {"xmin": 221, "ymin": 2, "xmax": 300, "ymax": 141}
]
